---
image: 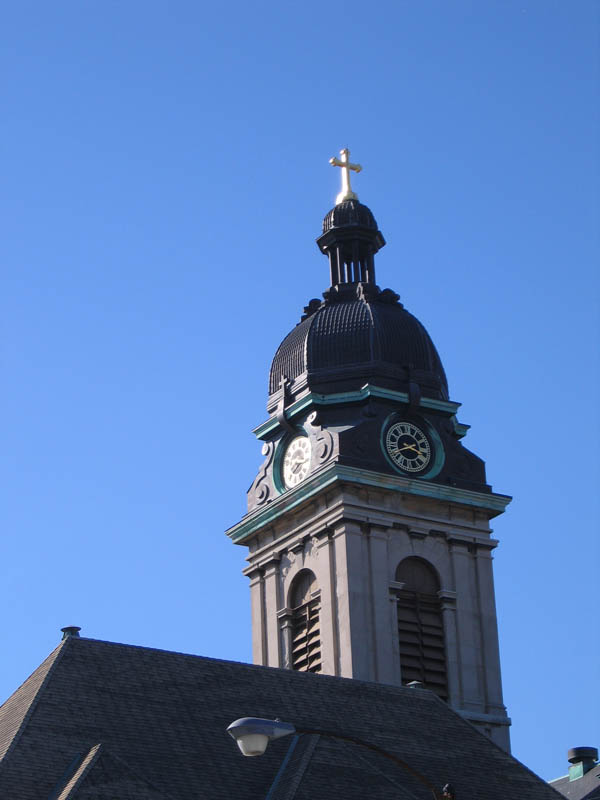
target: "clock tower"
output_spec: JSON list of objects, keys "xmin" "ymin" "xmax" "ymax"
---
[{"xmin": 226, "ymin": 150, "xmax": 512, "ymax": 751}]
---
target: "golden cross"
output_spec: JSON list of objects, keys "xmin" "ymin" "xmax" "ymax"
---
[{"xmin": 329, "ymin": 148, "xmax": 362, "ymax": 204}]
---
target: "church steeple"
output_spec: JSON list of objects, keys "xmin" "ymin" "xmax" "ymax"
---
[
  {"xmin": 317, "ymin": 149, "xmax": 385, "ymax": 287},
  {"xmin": 227, "ymin": 151, "xmax": 512, "ymax": 754}
]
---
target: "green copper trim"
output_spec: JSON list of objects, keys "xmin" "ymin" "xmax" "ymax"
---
[
  {"xmin": 452, "ymin": 418, "xmax": 470, "ymax": 439},
  {"xmin": 226, "ymin": 465, "xmax": 340, "ymax": 544},
  {"xmin": 225, "ymin": 463, "xmax": 512, "ymax": 545},
  {"xmin": 253, "ymin": 384, "xmax": 463, "ymax": 440}
]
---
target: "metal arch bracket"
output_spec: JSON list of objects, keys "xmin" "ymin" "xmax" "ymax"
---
[{"xmin": 276, "ymin": 377, "xmax": 296, "ymax": 435}]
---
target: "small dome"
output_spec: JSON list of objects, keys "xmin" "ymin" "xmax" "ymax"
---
[
  {"xmin": 269, "ymin": 288, "xmax": 448, "ymax": 403},
  {"xmin": 322, "ymin": 200, "xmax": 378, "ymax": 233}
]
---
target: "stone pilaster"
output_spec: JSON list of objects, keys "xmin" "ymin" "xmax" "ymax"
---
[
  {"xmin": 438, "ymin": 589, "xmax": 460, "ymax": 707},
  {"xmin": 367, "ymin": 526, "xmax": 396, "ymax": 684},
  {"xmin": 263, "ymin": 556, "xmax": 282, "ymax": 668},
  {"xmin": 276, "ymin": 606, "xmax": 293, "ymax": 669},
  {"xmin": 247, "ymin": 567, "xmax": 266, "ymax": 666},
  {"xmin": 474, "ymin": 545, "xmax": 506, "ymax": 715},
  {"xmin": 314, "ymin": 529, "xmax": 339, "ymax": 676},
  {"xmin": 449, "ymin": 538, "xmax": 484, "ymax": 712}
]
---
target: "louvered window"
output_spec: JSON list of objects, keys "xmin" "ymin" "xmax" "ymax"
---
[
  {"xmin": 289, "ymin": 570, "xmax": 322, "ymax": 673},
  {"xmin": 395, "ymin": 558, "xmax": 447, "ymax": 701}
]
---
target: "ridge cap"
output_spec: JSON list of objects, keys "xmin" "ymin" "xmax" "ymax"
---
[{"xmin": 0, "ymin": 638, "xmax": 69, "ymax": 769}]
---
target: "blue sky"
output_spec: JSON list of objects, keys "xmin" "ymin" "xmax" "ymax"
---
[{"xmin": 2, "ymin": 0, "xmax": 598, "ymax": 782}]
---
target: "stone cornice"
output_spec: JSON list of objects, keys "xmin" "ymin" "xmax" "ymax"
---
[
  {"xmin": 226, "ymin": 463, "xmax": 511, "ymax": 545},
  {"xmin": 253, "ymin": 383, "xmax": 463, "ymax": 440},
  {"xmin": 456, "ymin": 710, "xmax": 511, "ymax": 727}
]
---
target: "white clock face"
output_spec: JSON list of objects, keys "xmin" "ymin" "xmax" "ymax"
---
[
  {"xmin": 385, "ymin": 422, "xmax": 431, "ymax": 473},
  {"xmin": 283, "ymin": 436, "xmax": 312, "ymax": 489}
]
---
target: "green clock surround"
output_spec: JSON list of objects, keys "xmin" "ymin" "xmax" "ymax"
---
[
  {"xmin": 282, "ymin": 435, "xmax": 312, "ymax": 489},
  {"xmin": 386, "ymin": 421, "xmax": 431, "ymax": 472},
  {"xmin": 273, "ymin": 429, "xmax": 312, "ymax": 494},
  {"xmin": 381, "ymin": 414, "xmax": 445, "ymax": 480}
]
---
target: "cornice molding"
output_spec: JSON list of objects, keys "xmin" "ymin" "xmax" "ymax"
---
[
  {"xmin": 226, "ymin": 463, "xmax": 511, "ymax": 545},
  {"xmin": 253, "ymin": 383, "xmax": 463, "ymax": 440}
]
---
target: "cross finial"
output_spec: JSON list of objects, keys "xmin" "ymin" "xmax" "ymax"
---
[{"xmin": 329, "ymin": 148, "xmax": 362, "ymax": 205}]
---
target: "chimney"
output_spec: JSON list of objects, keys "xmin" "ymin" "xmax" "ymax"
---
[
  {"xmin": 61, "ymin": 626, "xmax": 81, "ymax": 640},
  {"xmin": 567, "ymin": 747, "xmax": 598, "ymax": 781}
]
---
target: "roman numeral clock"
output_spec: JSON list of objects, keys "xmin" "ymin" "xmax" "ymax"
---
[
  {"xmin": 227, "ymin": 150, "xmax": 513, "ymax": 753},
  {"xmin": 385, "ymin": 421, "xmax": 432, "ymax": 473}
]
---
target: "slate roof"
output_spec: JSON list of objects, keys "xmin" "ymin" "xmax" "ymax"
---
[
  {"xmin": 0, "ymin": 636, "xmax": 563, "ymax": 800},
  {"xmin": 550, "ymin": 764, "xmax": 600, "ymax": 800}
]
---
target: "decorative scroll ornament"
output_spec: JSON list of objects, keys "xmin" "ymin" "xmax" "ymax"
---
[
  {"xmin": 306, "ymin": 411, "xmax": 334, "ymax": 465},
  {"xmin": 252, "ymin": 442, "xmax": 275, "ymax": 507}
]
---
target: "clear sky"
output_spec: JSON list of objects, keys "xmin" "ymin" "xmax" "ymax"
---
[{"xmin": 2, "ymin": 0, "xmax": 598, "ymax": 783}]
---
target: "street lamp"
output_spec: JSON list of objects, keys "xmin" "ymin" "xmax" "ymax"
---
[
  {"xmin": 226, "ymin": 717, "xmax": 296, "ymax": 757},
  {"xmin": 226, "ymin": 717, "xmax": 454, "ymax": 800}
]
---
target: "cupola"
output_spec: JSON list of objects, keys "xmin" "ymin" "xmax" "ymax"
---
[{"xmin": 267, "ymin": 149, "xmax": 448, "ymax": 412}]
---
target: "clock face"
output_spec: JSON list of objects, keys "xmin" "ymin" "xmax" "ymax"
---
[
  {"xmin": 283, "ymin": 436, "xmax": 312, "ymax": 489},
  {"xmin": 385, "ymin": 422, "xmax": 431, "ymax": 473}
]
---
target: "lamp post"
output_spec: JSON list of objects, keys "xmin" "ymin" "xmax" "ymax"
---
[{"xmin": 227, "ymin": 717, "xmax": 454, "ymax": 800}]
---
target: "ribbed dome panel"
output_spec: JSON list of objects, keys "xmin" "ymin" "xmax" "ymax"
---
[
  {"xmin": 268, "ymin": 315, "xmax": 312, "ymax": 394},
  {"xmin": 372, "ymin": 303, "xmax": 448, "ymax": 391},
  {"xmin": 322, "ymin": 200, "xmax": 378, "ymax": 233},
  {"xmin": 269, "ymin": 294, "xmax": 449, "ymax": 402},
  {"xmin": 308, "ymin": 302, "xmax": 372, "ymax": 369}
]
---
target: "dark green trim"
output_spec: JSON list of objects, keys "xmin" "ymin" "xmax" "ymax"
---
[
  {"xmin": 225, "ymin": 463, "xmax": 512, "ymax": 545},
  {"xmin": 452, "ymin": 418, "xmax": 470, "ymax": 439},
  {"xmin": 253, "ymin": 384, "xmax": 462, "ymax": 440}
]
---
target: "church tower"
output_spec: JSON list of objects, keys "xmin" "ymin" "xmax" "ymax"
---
[{"xmin": 226, "ymin": 150, "xmax": 512, "ymax": 751}]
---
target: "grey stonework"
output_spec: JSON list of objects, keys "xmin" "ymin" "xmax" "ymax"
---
[{"xmin": 231, "ymin": 462, "xmax": 511, "ymax": 752}]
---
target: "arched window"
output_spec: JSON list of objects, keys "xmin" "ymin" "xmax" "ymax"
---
[
  {"xmin": 394, "ymin": 558, "xmax": 447, "ymax": 700},
  {"xmin": 288, "ymin": 570, "xmax": 321, "ymax": 673}
]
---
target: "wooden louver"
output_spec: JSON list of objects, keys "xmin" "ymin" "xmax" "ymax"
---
[
  {"xmin": 396, "ymin": 589, "xmax": 447, "ymax": 700},
  {"xmin": 291, "ymin": 594, "xmax": 322, "ymax": 673},
  {"xmin": 395, "ymin": 558, "xmax": 447, "ymax": 701}
]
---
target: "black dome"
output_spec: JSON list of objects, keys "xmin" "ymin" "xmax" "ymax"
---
[
  {"xmin": 269, "ymin": 286, "xmax": 449, "ymax": 403},
  {"xmin": 268, "ymin": 197, "xmax": 448, "ymax": 406},
  {"xmin": 322, "ymin": 200, "xmax": 378, "ymax": 233}
]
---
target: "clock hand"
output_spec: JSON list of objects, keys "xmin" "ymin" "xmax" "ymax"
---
[
  {"xmin": 398, "ymin": 443, "xmax": 427, "ymax": 457},
  {"xmin": 399, "ymin": 443, "xmax": 420, "ymax": 454}
]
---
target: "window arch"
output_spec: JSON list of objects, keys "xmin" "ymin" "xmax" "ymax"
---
[
  {"xmin": 288, "ymin": 570, "xmax": 321, "ymax": 673},
  {"xmin": 394, "ymin": 557, "xmax": 447, "ymax": 700}
]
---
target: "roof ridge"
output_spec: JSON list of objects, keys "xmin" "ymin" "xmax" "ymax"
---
[
  {"xmin": 61, "ymin": 636, "xmax": 446, "ymax": 698},
  {"xmin": 53, "ymin": 742, "xmax": 179, "ymax": 800},
  {"xmin": 54, "ymin": 743, "xmax": 103, "ymax": 800},
  {"xmin": 425, "ymin": 692, "xmax": 566, "ymax": 796},
  {"xmin": 98, "ymin": 746, "xmax": 181, "ymax": 800},
  {"xmin": 0, "ymin": 639, "xmax": 68, "ymax": 769}
]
